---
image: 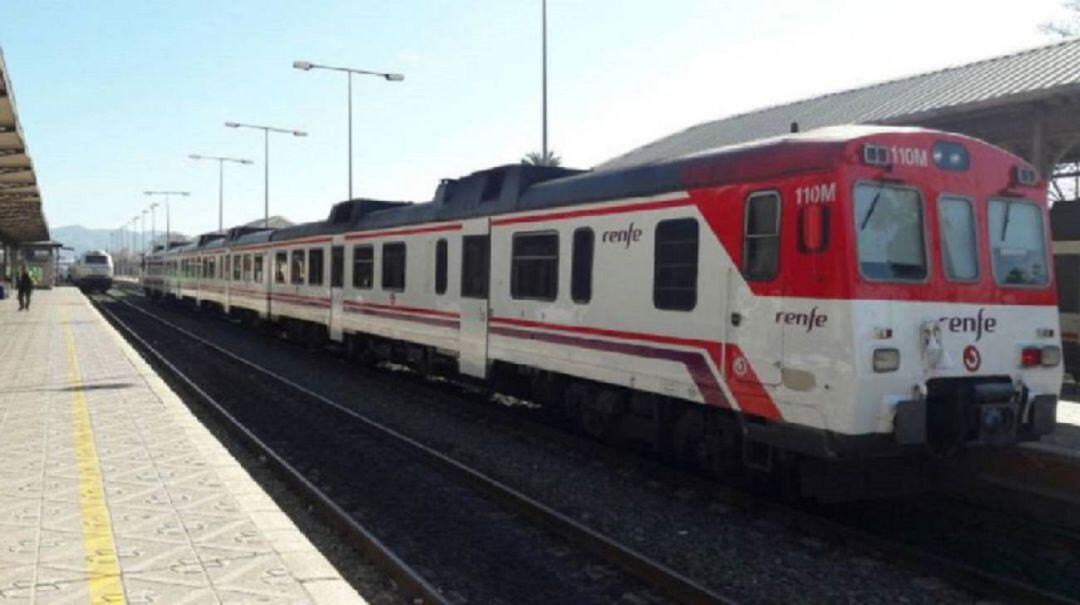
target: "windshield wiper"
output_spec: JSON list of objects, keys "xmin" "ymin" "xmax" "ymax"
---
[
  {"xmin": 859, "ymin": 186, "xmax": 885, "ymax": 231},
  {"xmin": 1000, "ymin": 201, "xmax": 1012, "ymax": 242}
]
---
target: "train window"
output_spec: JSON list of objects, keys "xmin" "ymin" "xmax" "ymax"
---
[
  {"xmin": 243, "ymin": 254, "xmax": 252, "ymax": 282},
  {"xmin": 938, "ymin": 196, "xmax": 978, "ymax": 281},
  {"xmin": 253, "ymin": 255, "xmax": 264, "ymax": 283},
  {"xmin": 353, "ymin": 245, "xmax": 374, "ymax": 289},
  {"xmin": 233, "ymin": 254, "xmax": 242, "ymax": 281},
  {"xmin": 208, "ymin": 257, "xmax": 216, "ymax": 279},
  {"xmin": 461, "ymin": 235, "xmax": 490, "ymax": 299},
  {"xmin": 382, "ymin": 242, "xmax": 406, "ymax": 291},
  {"xmin": 988, "ymin": 199, "xmax": 1048, "ymax": 286},
  {"xmin": 854, "ymin": 183, "xmax": 927, "ymax": 281},
  {"xmin": 654, "ymin": 218, "xmax": 699, "ymax": 311},
  {"xmin": 1055, "ymin": 255, "xmax": 1080, "ymax": 313},
  {"xmin": 309, "ymin": 248, "xmax": 324, "ymax": 286},
  {"xmin": 435, "ymin": 239, "xmax": 448, "ymax": 295},
  {"xmin": 330, "ymin": 246, "xmax": 344, "ymax": 288},
  {"xmin": 291, "ymin": 249, "xmax": 306, "ymax": 285},
  {"xmin": 571, "ymin": 228, "xmax": 594, "ymax": 303},
  {"xmin": 511, "ymin": 231, "xmax": 559, "ymax": 301},
  {"xmin": 798, "ymin": 205, "xmax": 830, "ymax": 253},
  {"xmin": 743, "ymin": 192, "xmax": 780, "ymax": 280},
  {"xmin": 275, "ymin": 252, "xmax": 287, "ymax": 284}
]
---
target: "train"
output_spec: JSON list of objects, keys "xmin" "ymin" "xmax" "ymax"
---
[
  {"xmin": 141, "ymin": 125, "xmax": 1061, "ymax": 499},
  {"xmin": 71, "ymin": 250, "xmax": 114, "ymax": 292},
  {"xmin": 1052, "ymin": 203, "xmax": 1080, "ymax": 380}
]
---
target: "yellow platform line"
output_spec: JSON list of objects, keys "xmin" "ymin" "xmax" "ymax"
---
[{"xmin": 63, "ymin": 309, "xmax": 127, "ymax": 604}]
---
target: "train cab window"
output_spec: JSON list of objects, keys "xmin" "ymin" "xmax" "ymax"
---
[
  {"xmin": 291, "ymin": 250, "xmax": 306, "ymax": 285},
  {"xmin": 353, "ymin": 245, "xmax": 374, "ymax": 289},
  {"xmin": 854, "ymin": 183, "xmax": 927, "ymax": 281},
  {"xmin": 242, "ymin": 254, "xmax": 252, "ymax": 282},
  {"xmin": 381, "ymin": 242, "xmax": 406, "ymax": 291},
  {"xmin": 511, "ymin": 231, "xmax": 558, "ymax": 301},
  {"xmin": 435, "ymin": 239, "xmax": 448, "ymax": 294},
  {"xmin": 309, "ymin": 248, "xmax": 324, "ymax": 286},
  {"xmin": 1056, "ymin": 254, "xmax": 1080, "ymax": 313},
  {"xmin": 654, "ymin": 218, "xmax": 699, "ymax": 311},
  {"xmin": 743, "ymin": 192, "xmax": 780, "ymax": 280},
  {"xmin": 938, "ymin": 196, "xmax": 978, "ymax": 281},
  {"xmin": 988, "ymin": 199, "xmax": 1049, "ymax": 286},
  {"xmin": 330, "ymin": 246, "xmax": 344, "ymax": 288},
  {"xmin": 253, "ymin": 255, "xmax": 264, "ymax": 283},
  {"xmin": 461, "ymin": 235, "xmax": 490, "ymax": 299},
  {"xmin": 571, "ymin": 228, "xmax": 594, "ymax": 303},
  {"xmin": 275, "ymin": 252, "xmax": 287, "ymax": 284}
]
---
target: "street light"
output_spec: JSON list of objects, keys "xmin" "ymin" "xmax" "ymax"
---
[
  {"xmin": 144, "ymin": 191, "xmax": 191, "ymax": 251},
  {"xmin": 292, "ymin": 60, "xmax": 403, "ymax": 199},
  {"xmin": 224, "ymin": 121, "xmax": 307, "ymax": 228},
  {"xmin": 189, "ymin": 154, "xmax": 253, "ymax": 231},
  {"xmin": 541, "ymin": 0, "xmax": 549, "ymax": 157}
]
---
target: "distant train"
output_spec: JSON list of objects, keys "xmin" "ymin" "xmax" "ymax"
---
[
  {"xmin": 142, "ymin": 125, "xmax": 1061, "ymax": 499},
  {"xmin": 71, "ymin": 250, "xmax": 113, "ymax": 292}
]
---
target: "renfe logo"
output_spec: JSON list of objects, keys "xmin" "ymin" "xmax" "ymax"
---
[
  {"xmin": 602, "ymin": 223, "xmax": 643, "ymax": 248},
  {"xmin": 775, "ymin": 307, "xmax": 828, "ymax": 332},
  {"xmin": 939, "ymin": 308, "xmax": 997, "ymax": 342}
]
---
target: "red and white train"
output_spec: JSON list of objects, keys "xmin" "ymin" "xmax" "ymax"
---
[{"xmin": 143, "ymin": 125, "xmax": 1060, "ymax": 498}]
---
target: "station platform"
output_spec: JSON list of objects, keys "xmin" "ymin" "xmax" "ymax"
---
[{"xmin": 0, "ymin": 288, "xmax": 364, "ymax": 603}]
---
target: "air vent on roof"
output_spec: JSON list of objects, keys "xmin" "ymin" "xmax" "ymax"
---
[{"xmin": 480, "ymin": 170, "xmax": 505, "ymax": 203}]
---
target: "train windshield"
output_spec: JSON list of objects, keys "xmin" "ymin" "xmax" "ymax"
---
[
  {"xmin": 854, "ymin": 183, "xmax": 927, "ymax": 281},
  {"xmin": 85, "ymin": 254, "xmax": 108, "ymax": 264},
  {"xmin": 988, "ymin": 199, "xmax": 1048, "ymax": 286}
]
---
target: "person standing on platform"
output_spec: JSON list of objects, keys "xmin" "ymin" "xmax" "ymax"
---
[{"xmin": 16, "ymin": 267, "xmax": 34, "ymax": 311}]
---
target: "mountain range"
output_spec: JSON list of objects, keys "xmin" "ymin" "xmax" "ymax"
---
[{"xmin": 50, "ymin": 216, "xmax": 293, "ymax": 257}]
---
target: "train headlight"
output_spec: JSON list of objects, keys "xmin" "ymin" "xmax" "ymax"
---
[
  {"xmin": 873, "ymin": 348, "xmax": 900, "ymax": 372},
  {"xmin": 932, "ymin": 141, "xmax": 969, "ymax": 171},
  {"xmin": 1041, "ymin": 345, "xmax": 1061, "ymax": 367},
  {"xmin": 1020, "ymin": 346, "xmax": 1042, "ymax": 367}
]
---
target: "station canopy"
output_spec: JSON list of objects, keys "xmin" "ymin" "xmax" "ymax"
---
[
  {"xmin": 599, "ymin": 38, "xmax": 1080, "ymax": 182},
  {"xmin": 0, "ymin": 47, "xmax": 47, "ymax": 243}
]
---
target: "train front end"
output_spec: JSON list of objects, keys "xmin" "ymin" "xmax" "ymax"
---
[{"xmin": 835, "ymin": 131, "xmax": 1060, "ymax": 455}]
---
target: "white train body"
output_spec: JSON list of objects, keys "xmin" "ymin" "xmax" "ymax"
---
[
  {"xmin": 142, "ymin": 126, "xmax": 1060, "ymax": 492},
  {"xmin": 70, "ymin": 250, "xmax": 113, "ymax": 292}
]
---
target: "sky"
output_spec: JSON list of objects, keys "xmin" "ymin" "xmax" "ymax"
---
[{"xmin": 0, "ymin": 0, "xmax": 1073, "ymax": 238}]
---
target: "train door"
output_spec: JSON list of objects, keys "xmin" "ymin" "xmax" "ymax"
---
[
  {"xmin": 328, "ymin": 244, "xmax": 345, "ymax": 341},
  {"xmin": 458, "ymin": 219, "xmax": 491, "ymax": 378},
  {"xmin": 726, "ymin": 191, "xmax": 783, "ymax": 386}
]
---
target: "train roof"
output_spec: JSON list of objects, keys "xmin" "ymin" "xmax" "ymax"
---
[{"xmin": 162, "ymin": 125, "xmax": 975, "ymax": 254}]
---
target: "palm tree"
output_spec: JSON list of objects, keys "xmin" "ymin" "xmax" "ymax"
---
[{"xmin": 522, "ymin": 150, "xmax": 562, "ymax": 167}]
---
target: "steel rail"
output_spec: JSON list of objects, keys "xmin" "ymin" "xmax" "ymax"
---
[
  {"xmin": 91, "ymin": 295, "xmax": 450, "ymax": 605},
  {"xmin": 99, "ymin": 291, "xmax": 733, "ymax": 605}
]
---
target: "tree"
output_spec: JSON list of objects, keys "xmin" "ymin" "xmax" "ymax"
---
[
  {"xmin": 521, "ymin": 150, "xmax": 562, "ymax": 167},
  {"xmin": 1041, "ymin": 0, "xmax": 1080, "ymax": 37}
]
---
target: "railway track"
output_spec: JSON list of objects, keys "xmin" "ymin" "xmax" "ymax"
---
[
  {"xmin": 91, "ymin": 291, "xmax": 728, "ymax": 605},
  {"xmin": 100, "ymin": 285, "xmax": 1080, "ymax": 604}
]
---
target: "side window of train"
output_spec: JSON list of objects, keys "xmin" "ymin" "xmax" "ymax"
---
[
  {"xmin": 461, "ymin": 234, "xmax": 490, "ymax": 299},
  {"xmin": 253, "ymin": 255, "xmax": 264, "ymax": 283},
  {"xmin": 291, "ymin": 249, "xmax": 306, "ymax": 285},
  {"xmin": 654, "ymin": 218, "xmax": 699, "ymax": 311},
  {"xmin": 797, "ymin": 204, "xmax": 830, "ymax": 254},
  {"xmin": 274, "ymin": 252, "xmax": 287, "ymax": 284},
  {"xmin": 511, "ymin": 231, "xmax": 559, "ymax": 301},
  {"xmin": 435, "ymin": 239, "xmax": 448, "ymax": 295},
  {"xmin": 243, "ymin": 254, "xmax": 252, "ymax": 282},
  {"xmin": 1056, "ymin": 254, "xmax": 1080, "ymax": 313},
  {"xmin": 938, "ymin": 196, "xmax": 978, "ymax": 281},
  {"xmin": 309, "ymin": 248, "xmax": 325, "ymax": 286},
  {"xmin": 743, "ymin": 192, "xmax": 781, "ymax": 281},
  {"xmin": 353, "ymin": 245, "xmax": 374, "ymax": 289},
  {"xmin": 233, "ymin": 254, "xmax": 242, "ymax": 281},
  {"xmin": 330, "ymin": 246, "xmax": 344, "ymax": 288},
  {"xmin": 571, "ymin": 227, "xmax": 594, "ymax": 303},
  {"xmin": 382, "ymin": 242, "xmax": 406, "ymax": 291}
]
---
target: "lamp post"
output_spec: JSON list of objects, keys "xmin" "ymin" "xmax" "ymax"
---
[
  {"xmin": 144, "ymin": 191, "xmax": 191, "ymax": 251},
  {"xmin": 133, "ymin": 216, "xmax": 141, "ymax": 276},
  {"xmin": 542, "ymin": 0, "xmax": 548, "ymax": 157},
  {"xmin": 189, "ymin": 154, "xmax": 253, "ymax": 231},
  {"xmin": 225, "ymin": 122, "xmax": 307, "ymax": 228},
  {"xmin": 293, "ymin": 60, "xmax": 402, "ymax": 200}
]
